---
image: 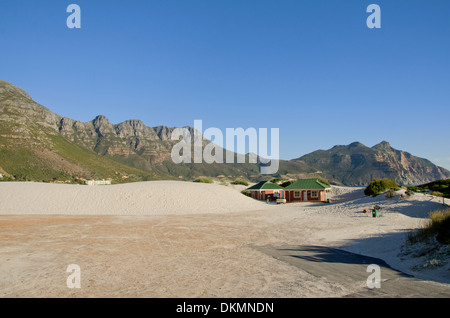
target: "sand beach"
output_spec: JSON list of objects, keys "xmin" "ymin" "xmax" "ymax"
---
[{"xmin": 0, "ymin": 181, "xmax": 449, "ymax": 297}]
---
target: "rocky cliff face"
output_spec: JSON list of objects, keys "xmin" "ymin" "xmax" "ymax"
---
[
  {"xmin": 58, "ymin": 114, "xmax": 175, "ymax": 163},
  {"xmin": 370, "ymin": 141, "xmax": 450, "ymax": 185},
  {"xmin": 286, "ymin": 141, "xmax": 450, "ymax": 186},
  {"xmin": 58, "ymin": 114, "xmax": 204, "ymax": 164}
]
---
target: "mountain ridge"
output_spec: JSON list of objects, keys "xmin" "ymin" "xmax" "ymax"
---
[
  {"xmin": 1, "ymin": 79, "xmax": 449, "ymax": 185},
  {"xmin": 283, "ymin": 140, "xmax": 450, "ymax": 186}
]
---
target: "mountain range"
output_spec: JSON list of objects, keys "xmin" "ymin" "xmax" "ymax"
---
[{"xmin": 1, "ymin": 80, "xmax": 449, "ymax": 186}]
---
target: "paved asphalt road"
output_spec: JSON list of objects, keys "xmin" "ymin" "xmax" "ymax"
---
[{"xmin": 253, "ymin": 245, "xmax": 450, "ymax": 298}]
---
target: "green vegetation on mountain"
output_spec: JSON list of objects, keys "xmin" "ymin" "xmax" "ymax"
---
[{"xmin": 408, "ymin": 180, "xmax": 450, "ymax": 199}]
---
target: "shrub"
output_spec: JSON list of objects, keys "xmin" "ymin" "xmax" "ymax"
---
[
  {"xmin": 317, "ymin": 178, "xmax": 330, "ymax": 186},
  {"xmin": 364, "ymin": 178, "xmax": 398, "ymax": 197},
  {"xmin": 431, "ymin": 191, "xmax": 444, "ymax": 197},
  {"xmin": 0, "ymin": 175, "xmax": 14, "ymax": 182},
  {"xmin": 241, "ymin": 190, "xmax": 252, "ymax": 197},
  {"xmin": 270, "ymin": 178, "xmax": 282, "ymax": 184},
  {"xmin": 405, "ymin": 189, "xmax": 415, "ymax": 197},
  {"xmin": 406, "ymin": 179, "xmax": 450, "ymax": 199},
  {"xmin": 193, "ymin": 177, "xmax": 213, "ymax": 184},
  {"xmin": 385, "ymin": 189, "xmax": 396, "ymax": 199},
  {"xmin": 231, "ymin": 178, "xmax": 249, "ymax": 186},
  {"xmin": 407, "ymin": 209, "xmax": 450, "ymax": 245}
]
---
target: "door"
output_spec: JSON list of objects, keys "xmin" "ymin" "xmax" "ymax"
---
[{"xmin": 303, "ymin": 191, "xmax": 307, "ymax": 201}]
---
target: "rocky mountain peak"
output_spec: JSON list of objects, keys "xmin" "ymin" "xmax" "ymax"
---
[
  {"xmin": 348, "ymin": 141, "xmax": 366, "ymax": 148},
  {"xmin": 372, "ymin": 141, "xmax": 392, "ymax": 150},
  {"xmin": 93, "ymin": 115, "xmax": 110, "ymax": 125},
  {"xmin": 92, "ymin": 115, "xmax": 114, "ymax": 136},
  {"xmin": 124, "ymin": 119, "xmax": 144, "ymax": 128}
]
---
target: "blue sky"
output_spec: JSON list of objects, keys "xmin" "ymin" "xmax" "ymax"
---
[{"xmin": 1, "ymin": 0, "xmax": 449, "ymax": 169}]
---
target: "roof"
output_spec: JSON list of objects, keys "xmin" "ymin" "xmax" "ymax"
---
[
  {"xmin": 284, "ymin": 179, "xmax": 331, "ymax": 190},
  {"xmin": 247, "ymin": 181, "xmax": 284, "ymax": 191}
]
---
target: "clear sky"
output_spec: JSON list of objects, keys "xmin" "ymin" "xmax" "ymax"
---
[{"xmin": 1, "ymin": 0, "xmax": 449, "ymax": 169}]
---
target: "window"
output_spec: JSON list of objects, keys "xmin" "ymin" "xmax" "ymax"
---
[
  {"xmin": 311, "ymin": 191, "xmax": 318, "ymax": 198},
  {"xmin": 294, "ymin": 191, "xmax": 300, "ymax": 198}
]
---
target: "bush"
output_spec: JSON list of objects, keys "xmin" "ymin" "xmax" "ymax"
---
[
  {"xmin": 431, "ymin": 191, "xmax": 444, "ymax": 197},
  {"xmin": 0, "ymin": 175, "xmax": 14, "ymax": 182},
  {"xmin": 364, "ymin": 178, "xmax": 398, "ymax": 197},
  {"xmin": 193, "ymin": 177, "xmax": 213, "ymax": 184},
  {"xmin": 231, "ymin": 178, "xmax": 249, "ymax": 186},
  {"xmin": 317, "ymin": 178, "xmax": 330, "ymax": 186},
  {"xmin": 270, "ymin": 178, "xmax": 282, "ymax": 184},
  {"xmin": 385, "ymin": 189, "xmax": 396, "ymax": 199},
  {"xmin": 405, "ymin": 189, "xmax": 415, "ymax": 197},
  {"xmin": 241, "ymin": 190, "xmax": 252, "ymax": 197},
  {"xmin": 407, "ymin": 179, "xmax": 450, "ymax": 199},
  {"xmin": 408, "ymin": 209, "xmax": 450, "ymax": 244}
]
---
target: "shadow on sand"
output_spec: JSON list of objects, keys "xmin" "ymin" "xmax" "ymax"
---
[
  {"xmin": 278, "ymin": 245, "xmax": 397, "ymax": 269},
  {"xmin": 337, "ymin": 194, "xmax": 448, "ymax": 219}
]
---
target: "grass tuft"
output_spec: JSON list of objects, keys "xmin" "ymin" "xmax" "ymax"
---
[
  {"xmin": 192, "ymin": 177, "xmax": 214, "ymax": 184},
  {"xmin": 408, "ymin": 209, "xmax": 450, "ymax": 245},
  {"xmin": 231, "ymin": 178, "xmax": 249, "ymax": 186}
]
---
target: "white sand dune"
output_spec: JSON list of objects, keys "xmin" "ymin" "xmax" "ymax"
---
[
  {"xmin": 0, "ymin": 181, "xmax": 270, "ymax": 215},
  {"xmin": 331, "ymin": 185, "xmax": 365, "ymax": 202}
]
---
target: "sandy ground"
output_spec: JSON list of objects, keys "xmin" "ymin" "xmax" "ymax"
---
[{"xmin": 0, "ymin": 181, "xmax": 449, "ymax": 297}]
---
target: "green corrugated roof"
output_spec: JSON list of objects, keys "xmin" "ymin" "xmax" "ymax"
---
[
  {"xmin": 284, "ymin": 179, "xmax": 331, "ymax": 190},
  {"xmin": 247, "ymin": 181, "xmax": 284, "ymax": 190}
]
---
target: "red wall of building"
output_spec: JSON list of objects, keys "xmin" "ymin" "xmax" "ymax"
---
[{"xmin": 285, "ymin": 190, "xmax": 325, "ymax": 202}]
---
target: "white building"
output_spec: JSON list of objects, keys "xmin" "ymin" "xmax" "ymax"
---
[{"xmin": 85, "ymin": 179, "xmax": 112, "ymax": 186}]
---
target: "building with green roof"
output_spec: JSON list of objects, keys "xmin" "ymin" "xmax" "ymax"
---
[
  {"xmin": 284, "ymin": 179, "xmax": 331, "ymax": 202},
  {"xmin": 246, "ymin": 181, "xmax": 285, "ymax": 201}
]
